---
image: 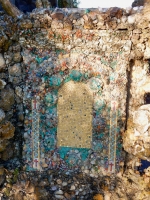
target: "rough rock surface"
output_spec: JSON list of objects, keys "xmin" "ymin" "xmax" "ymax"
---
[
  {"xmin": 0, "ymin": 54, "xmax": 6, "ymax": 72},
  {"xmin": 0, "ymin": 88, "xmax": 15, "ymax": 111},
  {"xmin": 0, "ymin": 2, "xmax": 149, "ymax": 200},
  {"xmin": 123, "ymin": 105, "xmax": 150, "ymax": 161}
]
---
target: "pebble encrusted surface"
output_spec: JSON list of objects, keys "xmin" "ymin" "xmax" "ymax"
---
[
  {"xmin": 0, "ymin": 5, "xmax": 150, "ymax": 200},
  {"xmin": 22, "ymin": 21, "xmax": 130, "ymax": 173}
]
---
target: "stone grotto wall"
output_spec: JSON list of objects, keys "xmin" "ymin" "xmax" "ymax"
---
[
  {"xmin": 20, "ymin": 8, "xmax": 133, "ymax": 174},
  {"xmin": 0, "ymin": 5, "xmax": 150, "ymax": 200}
]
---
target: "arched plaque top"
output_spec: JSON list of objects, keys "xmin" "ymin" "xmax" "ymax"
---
[{"xmin": 57, "ymin": 81, "xmax": 93, "ymax": 148}]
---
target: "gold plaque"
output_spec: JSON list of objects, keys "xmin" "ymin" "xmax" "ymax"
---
[{"xmin": 57, "ymin": 81, "xmax": 93, "ymax": 148}]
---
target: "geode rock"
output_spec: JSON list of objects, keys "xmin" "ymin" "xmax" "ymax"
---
[{"xmin": 0, "ymin": 88, "xmax": 15, "ymax": 111}]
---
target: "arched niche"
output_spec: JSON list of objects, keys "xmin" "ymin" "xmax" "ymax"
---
[{"xmin": 57, "ymin": 80, "xmax": 93, "ymax": 148}]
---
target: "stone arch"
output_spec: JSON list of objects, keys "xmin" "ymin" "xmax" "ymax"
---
[{"xmin": 57, "ymin": 80, "xmax": 93, "ymax": 148}]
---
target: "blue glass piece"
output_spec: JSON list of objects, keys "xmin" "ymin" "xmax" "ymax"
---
[
  {"xmin": 40, "ymin": 132, "xmax": 45, "ymax": 138},
  {"xmin": 90, "ymin": 78, "xmax": 101, "ymax": 90},
  {"xmin": 43, "ymin": 75, "xmax": 49, "ymax": 82},
  {"xmin": 84, "ymin": 72, "xmax": 89, "ymax": 79},
  {"xmin": 85, "ymin": 9, "xmax": 90, "ymax": 13},
  {"xmin": 45, "ymin": 93, "xmax": 54, "ymax": 104},
  {"xmin": 110, "ymin": 74, "xmax": 115, "ymax": 81},
  {"xmin": 26, "ymin": 166, "xmax": 35, "ymax": 171},
  {"xmin": 110, "ymin": 61, "xmax": 117, "ymax": 69},
  {"xmin": 45, "ymin": 120, "xmax": 52, "ymax": 127},
  {"xmin": 64, "ymin": 76, "xmax": 72, "ymax": 83},
  {"xmin": 40, "ymin": 114, "xmax": 46, "ymax": 120},
  {"xmin": 116, "ymin": 127, "xmax": 120, "ymax": 133},
  {"xmin": 94, "ymin": 99, "xmax": 105, "ymax": 111},
  {"xmin": 58, "ymin": 147, "xmax": 89, "ymax": 161},
  {"xmin": 49, "ymin": 127, "xmax": 57, "ymax": 135},
  {"xmin": 36, "ymin": 72, "xmax": 42, "ymax": 78},
  {"xmin": 44, "ymin": 137, "xmax": 55, "ymax": 151},
  {"xmin": 101, "ymin": 58, "xmax": 108, "ymax": 66},
  {"xmin": 59, "ymin": 71, "xmax": 64, "ymax": 75},
  {"xmin": 119, "ymin": 51, "xmax": 123, "ymax": 54},
  {"xmin": 35, "ymin": 56, "xmax": 49, "ymax": 64},
  {"xmin": 45, "ymin": 146, "xmax": 55, "ymax": 152},
  {"xmin": 97, "ymin": 133, "xmax": 105, "ymax": 139},
  {"xmin": 46, "ymin": 106, "xmax": 57, "ymax": 114},
  {"xmin": 93, "ymin": 143, "xmax": 103, "ymax": 151},
  {"xmin": 81, "ymin": 149, "xmax": 89, "ymax": 161},
  {"xmin": 69, "ymin": 70, "xmax": 82, "ymax": 81},
  {"xmin": 35, "ymin": 56, "xmax": 43, "ymax": 64},
  {"xmin": 49, "ymin": 75, "xmax": 62, "ymax": 86}
]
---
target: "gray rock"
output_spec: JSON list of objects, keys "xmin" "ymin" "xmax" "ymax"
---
[
  {"xmin": 55, "ymin": 194, "xmax": 64, "ymax": 199},
  {"xmin": 56, "ymin": 179, "xmax": 62, "ymax": 185},
  {"xmin": 62, "ymin": 181, "xmax": 67, "ymax": 186},
  {"xmin": 15, "ymin": 86, "xmax": 23, "ymax": 98},
  {"xmin": 13, "ymin": 52, "xmax": 22, "ymax": 63},
  {"xmin": 0, "ymin": 109, "xmax": 5, "ymax": 122},
  {"xmin": 55, "ymin": 190, "xmax": 63, "ymax": 195},
  {"xmin": 0, "ymin": 79, "xmax": 6, "ymax": 89},
  {"xmin": 0, "ymin": 54, "xmax": 6, "ymax": 72},
  {"xmin": 8, "ymin": 64, "xmax": 21, "ymax": 76},
  {"xmin": 132, "ymin": 0, "xmax": 144, "ymax": 7},
  {"xmin": 0, "ymin": 175, "xmax": 5, "ymax": 187},
  {"xmin": 51, "ymin": 186, "xmax": 58, "ymax": 191},
  {"xmin": 0, "ymin": 88, "xmax": 15, "ymax": 111},
  {"xmin": 70, "ymin": 184, "xmax": 76, "ymax": 190}
]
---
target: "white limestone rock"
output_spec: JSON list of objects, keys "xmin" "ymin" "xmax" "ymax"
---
[
  {"xmin": 104, "ymin": 192, "xmax": 111, "ymax": 200},
  {"xmin": 121, "ymin": 16, "xmax": 127, "ymax": 23},
  {"xmin": 128, "ymin": 15, "xmax": 136, "ymax": 24},
  {"xmin": 144, "ymin": 47, "xmax": 150, "ymax": 59},
  {"xmin": 133, "ymin": 110, "xmax": 150, "ymax": 133},
  {"xmin": 139, "ymin": 104, "xmax": 150, "ymax": 112}
]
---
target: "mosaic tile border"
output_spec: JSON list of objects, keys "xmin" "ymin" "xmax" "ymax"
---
[{"xmin": 23, "ymin": 47, "xmax": 128, "ymax": 174}]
